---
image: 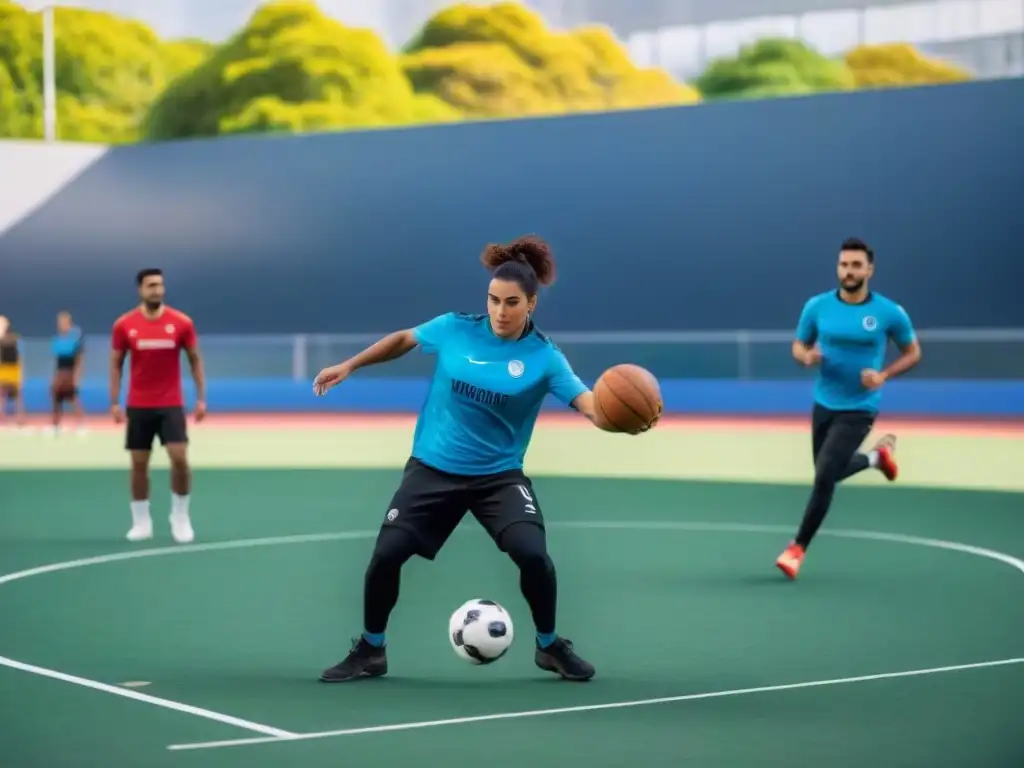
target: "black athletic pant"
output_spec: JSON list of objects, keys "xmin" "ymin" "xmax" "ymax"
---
[
  {"xmin": 362, "ymin": 458, "xmax": 557, "ymax": 637},
  {"xmin": 795, "ymin": 404, "xmax": 875, "ymax": 549}
]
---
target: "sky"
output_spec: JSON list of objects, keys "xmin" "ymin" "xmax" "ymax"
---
[{"xmin": 18, "ymin": 0, "xmax": 392, "ymax": 43}]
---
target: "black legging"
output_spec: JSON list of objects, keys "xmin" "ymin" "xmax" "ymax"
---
[
  {"xmin": 363, "ymin": 522, "xmax": 557, "ymax": 635},
  {"xmin": 795, "ymin": 406, "xmax": 874, "ymax": 549}
]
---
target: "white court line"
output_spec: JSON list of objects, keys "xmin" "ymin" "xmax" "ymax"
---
[
  {"xmin": 0, "ymin": 656, "xmax": 296, "ymax": 738},
  {"xmin": 166, "ymin": 656, "xmax": 1024, "ymax": 751},
  {"xmin": 0, "ymin": 532, "xmax": 378, "ymax": 739},
  {"xmin": 1, "ymin": 522, "xmax": 1021, "ymax": 747}
]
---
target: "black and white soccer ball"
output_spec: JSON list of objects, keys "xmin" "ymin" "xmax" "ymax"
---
[{"xmin": 448, "ymin": 598, "xmax": 514, "ymax": 664}]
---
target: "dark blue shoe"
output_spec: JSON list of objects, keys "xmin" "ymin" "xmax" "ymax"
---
[
  {"xmin": 320, "ymin": 637, "xmax": 387, "ymax": 683},
  {"xmin": 535, "ymin": 637, "xmax": 595, "ymax": 681}
]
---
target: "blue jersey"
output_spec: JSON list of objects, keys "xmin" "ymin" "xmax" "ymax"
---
[
  {"xmin": 410, "ymin": 312, "xmax": 588, "ymax": 475},
  {"xmin": 796, "ymin": 290, "xmax": 916, "ymax": 413},
  {"xmin": 52, "ymin": 327, "xmax": 84, "ymax": 368}
]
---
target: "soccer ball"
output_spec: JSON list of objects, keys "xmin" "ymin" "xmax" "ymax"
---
[{"xmin": 448, "ymin": 599, "xmax": 514, "ymax": 664}]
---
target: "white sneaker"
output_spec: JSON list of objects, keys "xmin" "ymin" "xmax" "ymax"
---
[
  {"xmin": 170, "ymin": 513, "xmax": 194, "ymax": 544},
  {"xmin": 126, "ymin": 520, "xmax": 153, "ymax": 542}
]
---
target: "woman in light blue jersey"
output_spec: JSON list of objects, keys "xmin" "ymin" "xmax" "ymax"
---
[
  {"xmin": 49, "ymin": 311, "xmax": 86, "ymax": 434},
  {"xmin": 313, "ymin": 235, "xmax": 638, "ymax": 684}
]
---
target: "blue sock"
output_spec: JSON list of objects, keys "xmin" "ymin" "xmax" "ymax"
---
[
  {"xmin": 362, "ymin": 631, "xmax": 385, "ymax": 648},
  {"xmin": 536, "ymin": 631, "xmax": 556, "ymax": 648}
]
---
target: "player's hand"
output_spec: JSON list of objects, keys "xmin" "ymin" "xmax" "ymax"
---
[
  {"xmin": 313, "ymin": 364, "xmax": 351, "ymax": 396},
  {"xmin": 110, "ymin": 404, "xmax": 124, "ymax": 423},
  {"xmin": 802, "ymin": 346, "xmax": 823, "ymax": 367},
  {"xmin": 194, "ymin": 400, "xmax": 207, "ymax": 422},
  {"xmin": 861, "ymin": 369, "xmax": 887, "ymax": 390}
]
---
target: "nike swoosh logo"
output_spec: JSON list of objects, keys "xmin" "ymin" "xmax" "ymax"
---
[{"xmin": 466, "ymin": 358, "xmax": 490, "ymax": 365}]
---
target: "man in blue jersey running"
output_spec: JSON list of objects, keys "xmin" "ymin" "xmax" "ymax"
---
[
  {"xmin": 312, "ymin": 236, "xmax": 651, "ymax": 683},
  {"xmin": 777, "ymin": 237, "xmax": 922, "ymax": 580}
]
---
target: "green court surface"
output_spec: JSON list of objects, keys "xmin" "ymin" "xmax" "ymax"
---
[{"xmin": 1, "ymin": 422, "xmax": 1023, "ymax": 767}]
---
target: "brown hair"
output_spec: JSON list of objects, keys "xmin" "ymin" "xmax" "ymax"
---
[{"xmin": 480, "ymin": 235, "xmax": 557, "ymax": 296}]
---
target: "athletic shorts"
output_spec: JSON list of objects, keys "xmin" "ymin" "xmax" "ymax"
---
[
  {"xmin": 52, "ymin": 369, "xmax": 77, "ymax": 401},
  {"xmin": 381, "ymin": 457, "xmax": 545, "ymax": 560},
  {"xmin": 0, "ymin": 364, "xmax": 21, "ymax": 397},
  {"xmin": 125, "ymin": 406, "xmax": 188, "ymax": 451}
]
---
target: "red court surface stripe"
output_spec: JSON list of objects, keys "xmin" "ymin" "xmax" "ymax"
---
[{"xmin": 30, "ymin": 413, "xmax": 1024, "ymax": 437}]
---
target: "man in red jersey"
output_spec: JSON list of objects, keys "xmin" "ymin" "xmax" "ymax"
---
[{"xmin": 110, "ymin": 269, "xmax": 206, "ymax": 544}]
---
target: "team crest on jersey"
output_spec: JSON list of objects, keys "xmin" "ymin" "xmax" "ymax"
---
[
  {"xmin": 165, "ymin": 324, "xmax": 175, "ymax": 334},
  {"xmin": 507, "ymin": 360, "xmax": 524, "ymax": 378},
  {"xmin": 862, "ymin": 316, "xmax": 877, "ymax": 331}
]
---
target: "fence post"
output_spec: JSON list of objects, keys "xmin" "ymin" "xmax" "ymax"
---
[
  {"xmin": 736, "ymin": 330, "xmax": 752, "ymax": 380},
  {"xmin": 292, "ymin": 335, "xmax": 308, "ymax": 382}
]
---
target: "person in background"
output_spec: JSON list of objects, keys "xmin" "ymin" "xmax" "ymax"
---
[
  {"xmin": 0, "ymin": 315, "xmax": 26, "ymax": 428},
  {"xmin": 48, "ymin": 310, "xmax": 87, "ymax": 435}
]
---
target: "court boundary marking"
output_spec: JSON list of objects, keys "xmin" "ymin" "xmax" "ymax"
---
[{"xmin": 0, "ymin": 522, "xmax": 1021, "ymax": 751}]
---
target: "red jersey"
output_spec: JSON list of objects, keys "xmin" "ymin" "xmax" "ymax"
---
[{"xmin": 112, "ymin": 306, "xmax": 197, "ymax": 408}]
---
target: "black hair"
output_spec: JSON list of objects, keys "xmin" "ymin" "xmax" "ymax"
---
[
  {"xmin": 480, "ymin": 235, "xmax": 557, "ymax": 298},
  {"xmin": 840, "ymin": 237, "xmax": 874, "ymax": 264},
  {"xmin": 136, "ymin": 268, "xmax": 163, "ymax": 286}
]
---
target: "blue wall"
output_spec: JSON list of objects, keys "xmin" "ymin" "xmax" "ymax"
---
[
  {"xmin": 2, "ymin": 79, "xmax": 1023, "ymax": 337},
  {"xmin": 12, "ymin": 376, "xmax": 1024, "ymax": 418}
]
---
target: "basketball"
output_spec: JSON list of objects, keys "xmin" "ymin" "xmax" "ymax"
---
[{"xmin": 593, "ymin": 364, "xmax": 662, "ymax": 434}]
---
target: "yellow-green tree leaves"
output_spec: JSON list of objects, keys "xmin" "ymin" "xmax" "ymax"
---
[
  {"xmin": 845, "ymin": 43, "xmax": 972, "ymax": 88},
  {"xmin": 401, "ymin": 2, "xmax": 701, "ymax": 117},
  {"xmin": 0, "ymin": 0, "xmax": 977, "ymax": 143},
  {"xmin": 143, "ymin": 1, "xmax": 459, "ymax": 140},
  {"xmin": 696, "ymin": 38, "xmax": 972, "ymax": 100},
  {"xmin": 0, "ymin": 1, "xmax": 209, "ymax": 142},
  {"xmin": 695, "ymin": 39, "xmax": 856, "ymax": 100}
]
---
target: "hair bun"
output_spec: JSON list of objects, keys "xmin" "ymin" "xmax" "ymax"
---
[{"xmin": 479, "ymin": 235, "xmax": 557, "ymax": 287}]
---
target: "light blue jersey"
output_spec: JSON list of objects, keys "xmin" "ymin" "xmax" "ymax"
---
[
  {"xmin": 52, "ymin": 327, "xmax": 83, "ymax": 367},
  {"xmin": 796, "ymin": 290, "xmax": 916, "ymax": 413},
  {"xmin": 410, "ymin": 312, "xmax": 588, "ymax": 475}
]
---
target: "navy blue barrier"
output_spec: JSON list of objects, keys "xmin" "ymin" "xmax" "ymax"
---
[{"xmin": 15, "ymin": 377, "xmax": 1024, "ymax": 417}]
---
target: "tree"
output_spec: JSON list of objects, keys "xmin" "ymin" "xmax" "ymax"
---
[
  {"xmin": 143, "ymin": 0, "xmax": 459, "ymax": 141},
  {"xmin": 0, "ymin": 1, "xmax": 211, "ymax": 143},
  {"xmin": 845, "ymin": 43, "xmax": 971, "ymax": 88},
  {"xmin": 695, "ymin": 39, "xmax": 856, "ymax": 100},
  {"xmin": 400, "ymin": 2, "xmax": 700, "ymax": 118}
]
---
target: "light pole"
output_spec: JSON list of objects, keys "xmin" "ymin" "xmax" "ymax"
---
[
  {"xmin": 23, "ymin": 1, "xmax": 58, "ymax": 141},
  {"xmin": 42, "ymin": 4, "xmax": 56, "ymax": 142}
]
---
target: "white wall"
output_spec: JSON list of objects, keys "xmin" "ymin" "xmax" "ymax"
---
[{"xmin": 0, "ymin": 140, "xmax": 109, "ymax": 237}]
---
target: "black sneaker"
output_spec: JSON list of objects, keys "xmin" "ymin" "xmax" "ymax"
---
[
  {"xmin": 535, "ymin": 637, "xmax": 595, "ymax": 681},
  {"xmin": 319, "ymin": 637, "xmax": 387, "ymax": 683}
]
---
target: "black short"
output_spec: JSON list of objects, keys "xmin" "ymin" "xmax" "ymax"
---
[
  {"xmin": 52, "ymin": 370, "xmax": 78, "ymax": 402},
  {"xmin": 382, "ymin": 457, "xmax": 545, "ymax": 560},
  {"xmin": 811, "ymin": 403, "xmax": 875, "ymax": 464},
  {"xmin": 125, "ymin": 407, "xmax": 188, "ymax": 451}
]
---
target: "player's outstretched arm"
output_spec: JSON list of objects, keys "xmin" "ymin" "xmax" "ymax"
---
[
  {"xmin": 313, "ymin": 329, "xmax": 418, "ymax": 396},
  {"xmin": 570, "ymin": 391, "xmax": 598, "ymax": 424}
]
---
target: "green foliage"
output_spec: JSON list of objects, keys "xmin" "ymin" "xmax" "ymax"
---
[
  {"xmin": 400, "ymin": 2, "xmax": 700, "ymax": 118},
  {"xmin": 0, "ymin": 0, "xmax": 976, "ymax": 144},
  {"xmin": 695, "ymin": 39, "xmax": 856, "ymax": 100},
  {"xmin": 845, "ymin": 43, "xmax": 972, "ymax": 88},
  {"xmin": 143, "ymin": 0, "xmax": 459, "ymax": 141},
  {"xmin": 0, "ymin": 1, "xmax": 210, "ymax": 142}
]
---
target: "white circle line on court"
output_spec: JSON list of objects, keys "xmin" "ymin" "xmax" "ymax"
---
[{"xmin": 0, "ymin": 522, "xmax": 1021, "ymax": 750}]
